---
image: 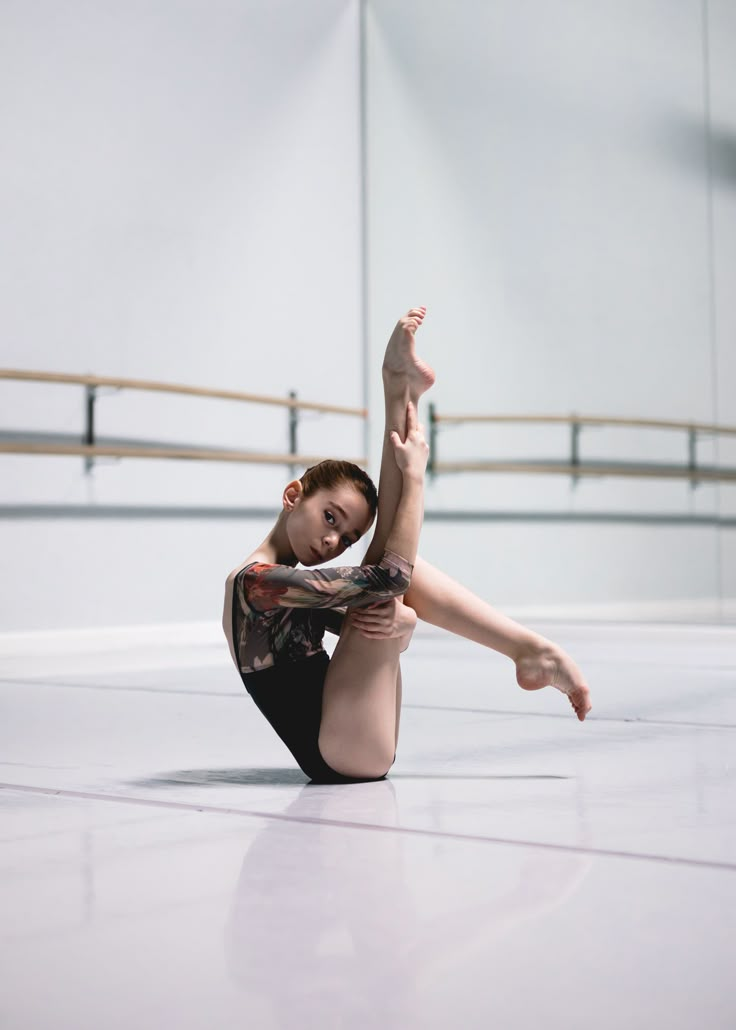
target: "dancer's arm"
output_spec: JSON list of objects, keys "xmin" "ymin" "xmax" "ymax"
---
[
  {"xmin": 381, "ymin": 400, "xmax": 427, "ymax": 566},
  {"xmin": 239, "ymin": 552, "xmax": 412, "ymax": 613}
]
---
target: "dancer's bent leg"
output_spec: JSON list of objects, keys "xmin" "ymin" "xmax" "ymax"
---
[
  {"xmin": 319, "ymin": 311, "xmax": 434, "ymax": 778},
  {"xmin": 404, "ymin": 557, "xmax": 592, "ymax": 721},
  {"xmin": 318, "ymin": 621, "xmax": 403, "ymax": 778}
]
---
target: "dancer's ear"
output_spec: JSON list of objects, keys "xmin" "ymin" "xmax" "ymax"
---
[{"xmin": 282, "ymin": 480, "xmax": 303, "ymax": 512}]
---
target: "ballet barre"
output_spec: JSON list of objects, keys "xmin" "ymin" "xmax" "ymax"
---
[
  {"xmin": 3, "ymin": 368, "xmax": 735, "ymax": 485},
  {"xmin": 0, "ymin": 369, "xmax": 367, "ymax": 472},
  {"xmin": 427, "ymin": 406, "xmax": 736, "ymax": 485}
]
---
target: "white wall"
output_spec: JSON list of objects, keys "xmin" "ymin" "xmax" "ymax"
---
[
  {"xmin": 365, "ymin": 0, "xmax": 733, "ymax": 618},
  {"xmin": 0, "ymin": 0, "xmax": 364, "ymax": 630},
  {"xmin": 709, "ymin": 0, "xmax": 736, "ymax": 607},
  {"xmin": 1, "ymin": 0, "xmax": 733, "ymax": 630}
]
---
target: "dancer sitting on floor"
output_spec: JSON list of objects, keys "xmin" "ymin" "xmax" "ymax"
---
[{"xmin": 222, "ymin": 308, "xmax": 591, "ymax": 784}]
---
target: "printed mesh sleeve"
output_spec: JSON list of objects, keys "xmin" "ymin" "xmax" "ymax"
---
[{"xmin": 240, "ymin": 550, "xmax": 412, "ymax": 612}]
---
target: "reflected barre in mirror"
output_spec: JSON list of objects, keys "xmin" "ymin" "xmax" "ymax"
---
[
  {"xmin": 427, "ymin": 405, "xmax": 736, "ymax": 485},
  {"xmin": 0, "ymin": 368, "xmax": 367, "ymax": 471}
]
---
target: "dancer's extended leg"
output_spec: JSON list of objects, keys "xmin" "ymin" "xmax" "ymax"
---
[
  {"xmin": 318, "ymin": 310, "xmax": 434, "ymax": 778},
  {"xmin": 364, "ymin": 308, "xmax": 435, "ymax": 564},
  {"xmin": 404, "ymin": 557, "xmax": 592, "ymax": 720}
]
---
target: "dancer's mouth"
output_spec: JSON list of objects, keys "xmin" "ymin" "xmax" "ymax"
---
[{"xmin": 310, "ymin": 547, "xmax": 322, "ymax": 564}]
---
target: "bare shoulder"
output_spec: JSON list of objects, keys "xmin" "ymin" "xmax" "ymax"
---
[{"xmin": 225, "ymin": 546, "xmax": 276, "ymax": 586}]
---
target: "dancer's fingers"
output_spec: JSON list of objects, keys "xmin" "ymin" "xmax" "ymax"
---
[
  {"xmin": 351, "ymin": 609, "xmax": 388, "ymax": 624},
  {"xmin": 352, "ymin": 613, "xmax": 388, "ymax": 627},
  {"xmin": 353, "ymin": 621, "xmax": 393, "ymax": 636},
  {"xmin": 405, "ymin": 400, "xmax": 417, "ymax": 432}
]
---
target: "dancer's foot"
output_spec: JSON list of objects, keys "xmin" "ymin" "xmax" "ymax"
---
[
  {"xmin": 515, "ymin": 643, "xmax": 592, "ymax": 722},
  {"xmin": 382, "ymin": 307, "xmax": 436, "ymax": 399}
]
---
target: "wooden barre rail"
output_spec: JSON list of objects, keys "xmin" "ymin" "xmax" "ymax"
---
[
  {"xmin": 3, "ymin": 371, "xmax": 734, "ymax": 483},
  {"xmin": 432, "ymin": 411, "xmax": 736, "ymax": 435},
  {"xmin": 0, "ymin": 369, "xmax": 366, "ymax": 418},
  {"xmin": 0, "ymin": 367, "xmax": 367, "ymax": 473},
  {"xmin": 434, "ymin": 461, "xmax": 736, "ymax": 482},
  {"xmin": 2, "ymin": 444, "xmax": 729, "ymax": 480},
  {"xmin": 426, "ymin": 404, "xmax": 736, "ymax": 484},
  {"xmin": 0, "ymin": 441, "xmax": 365, "ymax": 466}
]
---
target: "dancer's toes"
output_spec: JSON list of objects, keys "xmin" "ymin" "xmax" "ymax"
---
[
  {"xmin": 382, "ymin": 307, "xmax": 436, "ymax": 397},
  {"xmin": 567, "ymin": 682, "xmax": 592, "ymax": 722},
  {"xmin": 516, "ymin": 645, "xmax": 592, "ymax": 722}
]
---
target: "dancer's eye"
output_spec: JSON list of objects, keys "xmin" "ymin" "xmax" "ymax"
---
[
  {"xmin": 341, "ymin": 537, "xmax": 352, "ymax": 550},
  {"xmin": 325, "ymin": 510, "xmax": 335, "ymax": 525}
]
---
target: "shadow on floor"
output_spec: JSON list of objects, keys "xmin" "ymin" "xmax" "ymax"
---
[
  {"xmin": 130, "ymin": 768, "xmax": 309, "ymax": 787},
  {"xmin": 129, "ymin": 767, "xmax": 570, "ymax": 788}
]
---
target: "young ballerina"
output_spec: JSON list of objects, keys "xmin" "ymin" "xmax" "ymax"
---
[{"xmin": 223, "ymin": 308, "xmax": 591, "ymax": 784}]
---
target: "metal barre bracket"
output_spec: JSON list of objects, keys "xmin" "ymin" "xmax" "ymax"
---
[
  {"xmin": 688, "ymin": 427, "xmax": 698, "ymax": 489},
  {"xmin": 288, "ymin": 390, "xmax": 298, "ymax": 479},
  {"xmin": 83, "ymin": 383, "xmax": 122, "ymax": 474},
  {"xmin": 428, "ymin": 403, "xmax": 437, "ymax": 480},
  {"xmin": 84, "ymin": 384, "xmax": 96, "ymax": 474},
  {"xmin": 570, "ymin": 418, "xmax": 580, "ymax": 487}
]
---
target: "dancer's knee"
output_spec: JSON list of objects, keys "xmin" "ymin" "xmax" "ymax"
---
[{"xmin": 318, "ymin": 730, "xmax": 394, "ymax": 781}]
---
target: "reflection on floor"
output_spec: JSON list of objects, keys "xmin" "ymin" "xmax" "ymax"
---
[{"xmin": 1, "ymin": 622, "xmax": 735, "ymax": 1029}]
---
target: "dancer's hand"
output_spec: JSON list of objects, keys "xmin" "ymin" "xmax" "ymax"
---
[
  {"xmin": 348, "ymin": 598, "xmax": 418, "ymax": 644},
  {"xmin": 390, "ymin": 401, "xmax": 429, "ymax": 480}
]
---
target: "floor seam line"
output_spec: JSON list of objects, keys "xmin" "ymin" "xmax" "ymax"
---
[
  {"xmin": 1, "ymin": 680, "xmax": 734, "ymax": 730},
  {"xmin": 2, "ymin": 781, "xmax": 734, "ymax": 874}
]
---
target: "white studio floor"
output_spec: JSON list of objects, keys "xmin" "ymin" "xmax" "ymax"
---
[{"xmin": 1, "ymin": 620, "xmax": 735, "ymax": 1030}]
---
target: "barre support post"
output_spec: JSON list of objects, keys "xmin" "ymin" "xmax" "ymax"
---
[
  {"xmin": 288, "ymin": 390, "xmax": 298, "ymax": 480},
  {"xmin": 428, "ymin": 402, "xmax": 437, "ymax": 480},
  {"xmin": 84, "ymin": 385, "xmax": 96, "ymax": 475},
  {"xmin": 688, "ymin": 426, "xmax": 698, "ymax": 488},
  {"xmin": 570, "ymin": 416, "xmax": 580, "ymax": 487}
]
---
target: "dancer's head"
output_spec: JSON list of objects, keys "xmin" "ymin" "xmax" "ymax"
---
[{"xmin": 282, "ymin": 460, "xmax": 377, "ymax": 566}]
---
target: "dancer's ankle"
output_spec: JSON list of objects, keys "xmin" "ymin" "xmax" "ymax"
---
[
  {"xmin": 382, "ymin": 365, "xmax": 412, "ymax": 396},
  {"xmin": 509, "ymin": 632, "xmax": 551, "ymax": 664}
]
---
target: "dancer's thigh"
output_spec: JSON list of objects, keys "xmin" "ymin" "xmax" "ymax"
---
[
  {"xmin": 244, "ymin": 653, "xmax": 383, "ymax": 784},
  {"xmin": 319, "ymin": 622, "xmax": 401, "ymax": 780}
]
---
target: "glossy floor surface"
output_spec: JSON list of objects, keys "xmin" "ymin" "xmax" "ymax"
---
[{"xmin": 2, "ymin": 621, "xmax": 735, "ymax": 1029}]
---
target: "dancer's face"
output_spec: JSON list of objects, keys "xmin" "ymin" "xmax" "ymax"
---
[{"xmin": 283, "ymin": 481, "xmax": 374, "ymax": 566}]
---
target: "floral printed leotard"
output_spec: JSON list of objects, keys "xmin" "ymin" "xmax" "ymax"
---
[{"xmin": 232, "ymin": 549, "xmax": 413, "ymax": 674}]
